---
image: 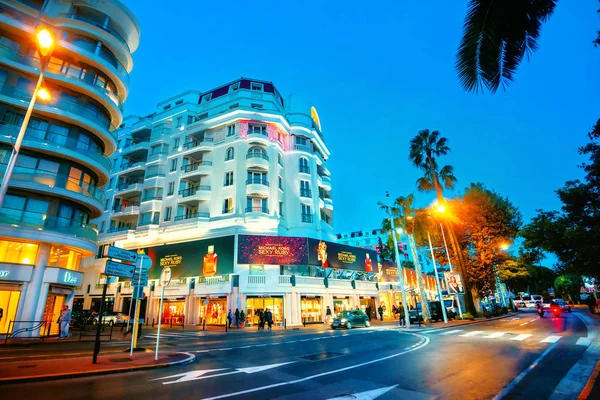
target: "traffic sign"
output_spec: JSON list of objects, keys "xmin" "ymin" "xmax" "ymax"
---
[
  {"xmin": 105, "ymin": 246, "xmax": 138, "ymax": 263},
  {"xmin": 139, "ymin": 254, "xmax": 152, "ymax": 271},
  {"xmin": 132, "ymin": 277, "xmax": 149, "ymax": 287},
  {"xmin": 132, "ymin": 286, "xmax": 145, "ymax": 299},
  {"xmin": 104, "ymin": 260, "xmax": 134, "ymax": 278}
]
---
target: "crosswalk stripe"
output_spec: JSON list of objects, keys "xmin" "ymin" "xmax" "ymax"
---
[
  {"xmin": 540, "ymin": 336, "xmax": 562, "ymax": 343},
  {"xmin": 439, "ymin": 329, "xmax": 463, "ymax": 336},
  {"xmin": 460, "ymin": 331, "xmax": 485, "ymax": 337},
  {"xmin": 510, "ymin": 334, "xmax": 532, "ymax": 341},
  {"xmin": 419, "ymin": 329, "xmax": 438, "ymax": 334},
  {"xmin": 484, "ymin": 332, "xmax": 505, "ymax": 338},
  {"xmin": 576, "ymin": 338, "xmax": 592, "ymax": 346}
]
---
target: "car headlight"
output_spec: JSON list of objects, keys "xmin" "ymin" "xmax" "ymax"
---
[{"xmin": 341, "ymin": 318, "xmax": 347, "ymax": 323}]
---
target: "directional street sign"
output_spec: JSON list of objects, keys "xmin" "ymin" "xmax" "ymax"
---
[
  {"xmin": 105, "ymin": 260, "xmax": 134, "ymax": 278},
  {"xmin": 105, "ymin": 246, "xmax": 138, "ymax": 263}
]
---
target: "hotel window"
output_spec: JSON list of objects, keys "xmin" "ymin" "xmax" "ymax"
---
[
  {"xmin": 164, "ymin": 206, "xmax": 172, "ymax": 221},
  {"xmin": 278, "ymin": 176, "xmax": 283, "ymax": 190},
  {"xmin": 278, "ymin": 153, "xmax": 282, "ymax": 166},
  {"xmin": 295, "ymin": 136, "xmax": 308, "ymax": 146},
  {"xmin": 167, "ymin": 182, "xmax": 175, "ymax": 196},
  {"xmin": 175, "ymin": 116, "xmax": 182, "ymax": 127},
  {"xmin": 279, "ymin": 201, "xmax": 284, "ymax": 217},
  {"xmin": 229, "ymin": 82, "xmax": 240, "ymax": 92},
  {"xmin": 223, "ymin": 198, "xmax": 233, "ymax": 214},
  {"xmin": 100, "ymin": 221, "xmax": 105, "ymax": 232},
  {"xmin": 0, "ymin": 240, "xmax": 39, "ymax": 265},
  {"xmin": 173, "ymin": 138, "xmax": 180, "ymax": 150},
  {"xmin": 163, "ymin": 104, "xmax": 171, "ymax": 110},
  {"xmin": 170, "ymin": 158, "xmax": 177, "ymax": 172},
  {"xmin": 202, "ymin": 93, "xmax": 212, "ymax": 103},
  {"xmin": 299, "ymin": 157, "xmax": 310, "ymax": 173},
  {"xmin": 250, "ymin": 82, "xmax": 263, "ymax": 91},
  {"xmin": 227, "ymin": 124, "xmax": 235, "ymax": 137},
  {"xmin": 225, "ymin": 147, "xmax": 234, "ymax": 161},
  {"xmin": 248, "ymin": 124, "xmax": 267, "ymax": 136},
  {"xmin": 300, "ymin": 180, "xmax": 311, "ymax": 198},
  {"xmin": 104, "ymin": 199, "xmax": 110, "ymax": 210},
  {"xmin": 224, "ymin": 171, "xmax": 234, "ymax": 186},
  {"xmin": 301, "ymin": 204, "xmax": 312, "ymax": 223}
]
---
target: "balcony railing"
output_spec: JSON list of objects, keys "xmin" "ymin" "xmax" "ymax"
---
[
  {"xmin": 112, "ymin": 202, "xmax": 140, "ymax": 212},
  {"xmin": 222, "ymin": 208, "xmax": 233, "ymax": 214},
  {"xmin": 300, "ymin": 189, "xmax": 312, "ymax": 198},
  {"xmin": 179, "ymin": 185, "xmax": 211, "ymax": 197},
  {"xmin": 0, "ymin": 209, "xmax": 97, "ymax": 242},
  {"xmin": 246, "ymin": 153, "xmax": 269, "ymax": 161},
  {"xmin": 58, "ymin": 13, "xmax": 131, "ymax": 52},
  {"xmin": 248, "ymin": 129, "xmax": 267, "ymax": 136},
  {"xmin": 246, "ymin": 207, "xmax": 269, "ymax": 214},
  {"xmin": 294, "ymin": 144, "xmax": 310, "ymax": 152},
  {"xmin": 0, "ymin": 121, "xmax": 110, "ymax": 171},
  {"xmin": 107, "ymin": 226, "xmax": 132, "ymax": 233},
  {"xmin": 174, "ymin": 212, "xmax": 210, "ymax": 221},
  {"xmin": 122, "ymin": 140, "xmax": 149, "ymax": 150},
  {"xmin": 119, "ymin": 161, "xmax": 145, "ymax": 170},
  {"xmin": 182, "ymin": 137, "xmax": 214, "ymax": 150},
  {"xmin": 299, "ymin": 165, "xmax": 310, "ymax": 173},
  {"xmin": 181, "ymin": 160, "xmax": 213, "ymax": 173},
  {"xmin": 301, "ymin": 213, "xmax": 314, "ymax": 223},
  {"xmin": 116, "ymin": 180, "xmax": 143, "ymax": 191},
  {"xmin": 142, "ymin": 195, "xmax": 163, "ymax": 202},
  {"xmin": 246, "ymin": 178, "xmax": 269, "ymax": 186}
]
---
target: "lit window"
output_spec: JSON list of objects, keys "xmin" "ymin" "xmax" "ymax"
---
[
  {"xmin": 49, "ymin": 246, "xmax": 82, "ymax": 270},
  {"xmin": 0, "ymin": 240, "xmax": 39, "ymax": 265}
]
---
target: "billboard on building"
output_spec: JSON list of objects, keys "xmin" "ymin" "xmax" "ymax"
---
[
  {"xmin": 307, "ymin": 238, "xmax": 377, "ymax": 272},
  {"xmin": 237, "ymin": 235, "xmax": 308, "ymax": 265},
  {"xmin": 141, "ymin": 236, "xmax": 235, "ymax": 280}
]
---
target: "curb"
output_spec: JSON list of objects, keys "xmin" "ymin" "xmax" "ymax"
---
[
  {"xmin": 0, "ymin": 352, "xmax": 196, "ymax": 385},
  {"xmin": 407, "ymin": 312, "xmax": 518, "ymax": 331},
  {"xmin": 578, "ymin": 360, "xmax": 600, "ymax": 400}
]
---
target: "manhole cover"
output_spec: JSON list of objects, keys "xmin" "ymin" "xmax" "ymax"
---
[
  {"xmin": 17, "ymin": 365, "xmax": 36, "ymax": 368},
  {"xmin": 298, "ymin": 352, "xmax": 344, "ymax": 362},
  {"xmin": 108, "ymin": 358, "xmax": 133, "ymax": 362}
]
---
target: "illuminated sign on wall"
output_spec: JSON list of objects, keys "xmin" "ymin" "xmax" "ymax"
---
[
  {"xmin": 238, "ymin": 235, "xmax": 308, "ymax": 265},
  {"xmin": 63, "ymin": 272, "xmax": 78, "ymax": 284},
  {"xmin": 0, "ymin": 270, "xmax": 9, "ymax": 278}
]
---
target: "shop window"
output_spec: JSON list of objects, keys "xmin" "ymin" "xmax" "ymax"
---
[
  {"xmin": 0, "ymin": 290, "xmax": 21, "ymax": 334},
  {"xmin": 0, "ymin": 240, "xmax": 38, "ymax": 265},
  {"xmin": 49, "ymin": 246, "xmax": 82, "ymax": 270}
]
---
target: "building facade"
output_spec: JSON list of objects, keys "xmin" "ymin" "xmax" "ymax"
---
[
  {"xmin": 78, "ymin": 78, "xmax": 393, "ymax": 326},
  {"xmin": 0, "ymin": 0, "xmax": 140, "ymax": 335}
]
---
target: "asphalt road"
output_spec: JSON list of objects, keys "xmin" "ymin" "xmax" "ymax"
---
[{"xmin": 0, "ymin": 309, "xmax": 592, "ymax": 400}]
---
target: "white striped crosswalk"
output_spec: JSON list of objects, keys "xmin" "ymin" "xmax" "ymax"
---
[
  {"xmin": 460, "ymin": 330, "xmax": 485, "ymax": 337},
  {"xmin": 439, "ymin": 329, "xmax": 464, "ymax": 336},
  {"xmin": 485, "ymin": 332, "xmax": 505, "ymax": 339},
  {"xmin": 510, "ymin": 334, "xmax": 532, "ymax": 341},
  {"xmin": 540, "ymin": 336, "xmax": 562, "ymax": 343},
  {"xmin": 420, "ymin": 329, "xmax": 568, "ymax": 345}
]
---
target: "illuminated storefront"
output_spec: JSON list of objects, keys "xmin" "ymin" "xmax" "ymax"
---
[
  {"xmin": 333, "ymin": 296, "xmax": 352, "ymax": 314},
  {"xmin": 199, "ymin": 295, "xmax": 227, "ymax": 325},
  {"xmin": 246, "ymin": 296, "xmax": 284, "ymax": 325},
  {"xmin": 301, "ymin": 295, "xmax": 322, "ymax": 323}
]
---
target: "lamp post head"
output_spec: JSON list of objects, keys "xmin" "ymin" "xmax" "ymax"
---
[
  {"xmin": 36, "ymin": 28, "xmax": 55, "ymax": 58},
  {"xmin": 499, "ymin": 243, "xmax": 510, "ymax": 251}
]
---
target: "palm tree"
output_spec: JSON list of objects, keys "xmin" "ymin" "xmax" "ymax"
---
[
  {"xmin": 379, "ymin": 195, "xmax": 431, "ymax": 323},
  {"xmin": 456, "ymin": 0, "xmax": 557, "ymax": 93},
  {"xmin": 409, "ymin": 129, "xmax": 457, "ymax": 202}
]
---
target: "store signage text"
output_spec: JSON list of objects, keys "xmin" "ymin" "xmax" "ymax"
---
[
  {"xmin": 258, "ymin": 244, "xmax": 291, "ymax": 257},
  {"xmin": 160, "ymin": 254, "xmax": 183, "ymax": 268},
  {"xmin": 338, "ymin": 251, "xmax": 357, "ymax": 264},
  {"xmin": 0, "ymin": 270, "xmax": 9, "ymax": 278},
  {"xmin": 63, "ymin": 272, "xmax": 79, "ymax": 284}
]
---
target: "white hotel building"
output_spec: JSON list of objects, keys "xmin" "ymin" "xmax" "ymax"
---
[
  {"xmin": 0, "ymin": 0, "xmax": 140, "ymax": 336},
  {"xmin": 78, "ymin": 78, "xmax": 387, "ymax": 327}
]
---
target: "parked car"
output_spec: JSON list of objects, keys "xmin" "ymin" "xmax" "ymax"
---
[
  {"xmin": 554, "ymin": 299, "xmax": 571, "ymax": 313},
  {"xmin": 70, "ymin": 310, "xmax": 94, "ymax": 328},
  {"xmin": 93, "ymin": 312, "xmax": 129, "ymax": 326},
  {"xmin": 331, "ymin": 310, "xmax": 370, "ymax": 329},
  {"xmin": 409, "ymin": 301, "xmax": 456, "ymax": 323}
]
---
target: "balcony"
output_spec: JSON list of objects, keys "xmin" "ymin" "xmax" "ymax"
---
[
  {"xmin": 111, "ymin": 203, "xmax": 140, "ymax": 219},
  {"xmin": 300, "ymin": 189, "xmax": 312, "ymax": 199},
  {"xmin": 106, "ymin": 226, "xmax": 134, "ymax": 234},
  {"xmin": 248, "ymin": 275, "xmax": 266, "ymax": 285},
  {"xmin": 115, "ymin": 181, "xmax": 143, "ymax": 195},
  {"xmin": 178, "ymin": 185, "xmax": 211, "ymax": 204},
  {"xmin": 323, "ymin": 197, "xmax": 333, "ymax": 210},
  {"xmin": 0, "ymin": 209, "xmax": 97, "ymax": 243},
  {"xmin": 121, "ymin": 141, "xmax": 150, "ymax": 158},
  {"xmin": 301, "ymin": 213, "xmax": 314, "ymax": 223},
  {"xmin": 182, "ymin": 138, "xmax": 214, "ymax": 157},
  {"xmin": 180, "ymin": 160, "xmax": 213, "ymax": 180},
  {"xmin": 278, "ymin": 275, "xmax": 292, "ymax": 285},
  {"xmin": 174, "ymin": 212, "xmax": 210, "ymax": 222},
  {"xmin": 118, "ymin": 161, "xmax": 146, "ymax": 178},
  {"xmin": 245, "ymin": 207, "xmax": 269, "ymax": 214},
  {"xmin": 294, "ymin": 144, "xmax": 311, "ymax": 153},
  {"xmin": 295, "ymin": 276, "xmax": 325, "ymax": 287},
  {"xmin": 246, "ymin": 178, "xmax": 269, "ymax": 197},
  {"xmin": 246, "ymin": 152, "xmax": 270, "ymax": 169},
  {"xmin": 57, "ymin": 12, "xmax": 131, "ymax": 53},
  {"xmin": 319, "ymin": 175, "xmax": 332, "ymax": 190},
  {"xmin": 328, "ymin": 278, "xmax": 353, "ymax": 289}
]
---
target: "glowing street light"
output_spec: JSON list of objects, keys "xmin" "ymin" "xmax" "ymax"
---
[
  {"xmin": 0, "ymin": 28, "xmax": 55, "ymax": 208},
  {"xmin": 499, "ymin": 243, "xmax": 510, "ymax": 251}
]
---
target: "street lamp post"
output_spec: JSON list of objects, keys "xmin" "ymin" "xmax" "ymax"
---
[
  {"xmin": 0, "ymin": 28, "xmax": 54, "ymax": 209},
  {"xmin": 427, "ymin": 231, "xmax": 448, "ymax": 323},
  {"xmin": 387, "ymin": 191, "xmax": 410, "ymax": 329}
]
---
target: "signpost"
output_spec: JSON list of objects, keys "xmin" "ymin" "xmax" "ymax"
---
[
  {"xmin": 130, "ymin": 254, "xmax": 152, "ymax": 356},
  {"xmin": 155, "ymin": 266, "xmax": 172, "ymax": 360},
  {"xmin": 93, "ymin": 247, "xmax": 137, "ymax": 364}
]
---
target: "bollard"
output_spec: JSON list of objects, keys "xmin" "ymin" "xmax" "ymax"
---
[
  {"xmin": 225, "ymin": 321, "xmax": 228, "ymax": 332},
  {"xmin": 284, "ymin": 318, "xmax": 286, "ymax": 330}
]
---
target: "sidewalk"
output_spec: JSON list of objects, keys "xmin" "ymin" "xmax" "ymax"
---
[{"xmin": 0, "ymin": 350, "xmax": 195, "ymax": 384}]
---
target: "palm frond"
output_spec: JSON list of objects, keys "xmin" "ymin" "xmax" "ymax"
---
[
  {"xmin": 416, "ymin": 176, "xmax": 435, "ymax": 193},
  {"xmin": 456, "ymin": 0, "xmax": 557, "ymax": 93},
  {"xmin": 439, "ymin": 165, "xmax": 458, "ymax": 189}
]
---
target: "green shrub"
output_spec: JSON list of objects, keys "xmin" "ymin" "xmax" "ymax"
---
[{"xmin": 460, "ymin": 312, "xmax": 475, "ymax": 320}]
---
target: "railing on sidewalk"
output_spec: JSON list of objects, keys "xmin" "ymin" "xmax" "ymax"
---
[
  {"xmin": 76, "ymin": 322, "xmax": 114, "ymax": 341},
  {"xmin": 3, "ymin": 320, "xmax": 51, "ymax": 344}
]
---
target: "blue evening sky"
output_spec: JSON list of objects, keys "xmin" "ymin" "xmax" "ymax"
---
[{"xmin": 122, "ymin": 1, "xmax": 600, "ymax": 265}]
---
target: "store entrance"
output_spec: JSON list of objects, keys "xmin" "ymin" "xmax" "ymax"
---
[
  {"xmin": 162, "ymin": 299, "xmax": 185, "ymax": 325},
  {"xmin": 360, "ymin": 297, "xmax": 376, "ymax": 319},
  {"xmin": 42, "ymin": 295, "xmax": 65, "ymax": 336},
  {"xmin": 0, "ymin": 288, "xmax": 21, "ymax": 334},
  {"xmin": 333, "ymin": 296, "xmax": 351, "ymax": 315},
  {"xmin": 301, "ymin": 296, "xmax": 322, "ymax": 324},
  {"xmin": 199, "ymin": 297, "xmax": 227, "ymax": 325},
  {"xmin": 246, "ymin": 297, "xmax": 284, "ymax": 326}
]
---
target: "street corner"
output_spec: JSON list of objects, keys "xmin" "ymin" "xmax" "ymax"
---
[{"xmin": 0, "ymin": 351, "xmax": 196, "ymax": 385}]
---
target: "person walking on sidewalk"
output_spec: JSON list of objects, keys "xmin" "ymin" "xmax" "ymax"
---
[
  {"xmin": 240, "ymin": 310, "xmax": 245, "ymax": 327},
  {"xmin": 325, "ymin": 306, "xmax": 332, "ymax": 324},
  {"xmin": 378, "ymin": 305, "xmax": 384, "ymax": 321},
  {"xmin": 365, "ymin": 306, "xmax": 372, "ymax": 321},
  {"xmin": 227, "ymin": 309, "xmax": 233, "ymax": 328},
  {"xmin": 265, "ymin": 308, "xmax": 273, "ymax": 330},
  {"xmin": 398, "ymin": 303, "xmax": 406, "ymax": 327},
  {"xmin": 59, "ymin": 305, "xmax": 71, "ymax": 339},
  {"xmin": 258, "ymin": 309, "xmax": 265, "ymax": 330},
  {"xmin": 235, "ymin": 308, "xmax": 240, "ymax": 328}
]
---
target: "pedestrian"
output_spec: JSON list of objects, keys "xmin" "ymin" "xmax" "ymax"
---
[
  {"xmin": 235, "ymin": 308, "xmax": 240, "ymax": 328},
  {"xmin": 258, "ymin": 309, "xmax": 265, "ymax": 330},
  {"xmin": 398, "ymin": 303, "xmax": 406, "ymax": 327},
  {"xmin": 365, "ymin": 306, "xmax": 372, "ymax": 321},
  {"xmin": 240, "ymin": 310, "xmax": 245, "ymax": 327},
  {"xmin": 59, "ymin": 305, "xmax": 71, "ymax": 339},
  {"xmin": 227, "ymin": 309, "xmax": 232, "ymax": 328},
  {"xmin": 265, "ymin": 308, "xmax": 273, "ymax": 330},
  {"xmin": 325, "ymin": 306, "xmax": 332, "ymax": 324},
  {"xmin": 378, "ymin": 305, "xmax": 384, "ymax": 321}
]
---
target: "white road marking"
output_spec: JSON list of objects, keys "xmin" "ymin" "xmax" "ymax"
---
[
  {"xmin": 576, "ymin": 337, "xmax": 592, "ymax": 346},
  {"xmin": 519, "ymin": 322, "xmax": 529, "ymax": 326},
  {"xmin": 484, "ymin": 332, "xmax": 505, "ymax": 339},
  {"xmin": 418, "ymin": 329, "xmax": 438, "ymax": 334},
  {"xmin": 195, "ymin": 350, "xmax": 210, "ymax": 353},
  {"xmin": 439, "ymin": 329, "xmax": 463, "ymax": 336},
  {"xmin": 529, "ymin": 318, "xmax": 537, "ymax": 322},
  {"xmin": 218, "ymin": 348, "xmax": 232, "ymax": 351},
  {"xmin": 156, "ymin": 362, "xmax": 296, "ymax": 385},
  {"xmin": 327, "ymin": 385, "xmax": 398, "ymax": 399},
  {"xmin": 239, "ymin": 346, "xmax": 252, "ymax": 349},
  {"xmin": 199, "ymin": 333, "xmax": 430, "ymax": 400},
  {"xmin": 510, "ymin": 334, "xmax": 532, "ymax": 341},
  {"xmin": 460, "ymin": 331, "xmax": 485, "ymax": 337},
  {"xmin": 540, "ymin": 336, "xmax": 562, "ymax": 343},
  {"xmin": 494, "ymin": 342, "xmax": 559, "ymax": 399}
]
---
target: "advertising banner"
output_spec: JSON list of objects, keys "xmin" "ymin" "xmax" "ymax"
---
[
  {"xmin": 307, "ymin": 238, "xmax": 377, "ymax": 272},
  {"xmin": 445, "ymin": 272, "xmax": 464, "ymax": 294},
  {"xmin": 141, "ymin": 236, "xmax": 235, "ymax": 280},
  {"xmin": 237, "ymin": 235, "xmax": 308, "ymax": 265}
]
